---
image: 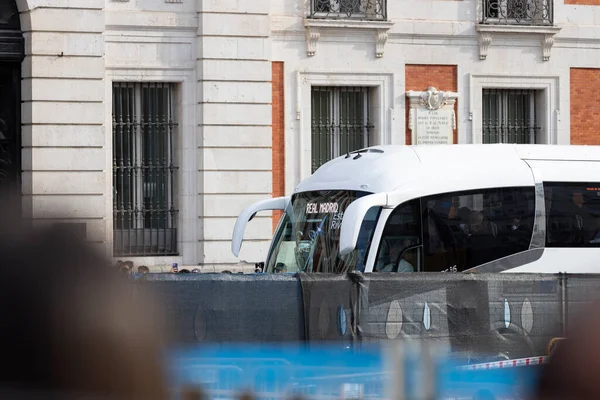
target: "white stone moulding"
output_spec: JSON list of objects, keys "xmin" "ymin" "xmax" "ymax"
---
[
  {"xmin": 476, "ymin": 24, "xmax": 562, "ymax": 62},
  {"xmin": 406, "ymin": 86, "xmax": 459, "ymax": 145},
  {"xmin": 303, "ymin": 19, "xmax": 394, "ymax": 58}
]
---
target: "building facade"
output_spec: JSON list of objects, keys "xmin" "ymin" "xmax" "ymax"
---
[{"xmin": 3, "ymin": 0, "xmax": 600, "ymax": 270}]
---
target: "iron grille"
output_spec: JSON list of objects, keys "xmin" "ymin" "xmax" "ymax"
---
[
  {"xmin": 482, "ymin": 0, "xmax": 553, "ymax": 25},
  {"xmin": 482, "ymin": 88, "xmax": 540, "ymax": 144},
  {"xmin": 112, "ymin": 82, "xmax": 179, "ymax": 256},
  {"xmin": 311, "ymin": 86, "xmax": 373, "ymax": 173},
  {"xmin": 309, "ymin": 0, "xmax": 387, "ymax": 20}
]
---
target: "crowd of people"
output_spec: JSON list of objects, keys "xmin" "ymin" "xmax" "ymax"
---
[
  {"xmin": 114, "ymin": 260, "xmax": 150, "ymax": 277},
  {"xmin": 113, "ymin": 260, "xmax": 203, "ymax": 277}
]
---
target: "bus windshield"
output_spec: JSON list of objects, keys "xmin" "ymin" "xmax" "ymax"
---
[{"xmin": 265, "ymin": 190, "xmax": 381, "ymax": 274}]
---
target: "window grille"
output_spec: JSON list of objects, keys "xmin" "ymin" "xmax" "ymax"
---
[
  {"xmin": 311, "ymin": 86, "xmax": 374, "ymax": 173},
  {"xmin": 482, "ymin": 88, "xmax": 540, "ymax": 144},
  {"xmin": 309, "ymin": 0, "xmax": 387, "ymax": 20},
  {"xmin": 112, "ymin": 82, "xmax": 179, "ymax": 256},
  {"xmin": 482, "ymin": 0, "xmax": 553, "ymax": 25}
]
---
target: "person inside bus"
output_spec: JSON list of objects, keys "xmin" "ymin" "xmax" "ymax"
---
[
  {"xmin": 501, "ymin": 212, "xmax": 531, "ymax": 254},
  {"xmin": 375, "ymin": 238, "xmax": 415, "ymax": 273},
  {"xmin": 569, "ymin": 189, "xmax": 600, "ymax": 240},
  {"xmin": 550, "ymin": 189, "xmax": 598, "ymax": 243}
]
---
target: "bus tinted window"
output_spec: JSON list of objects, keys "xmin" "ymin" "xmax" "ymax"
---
[
  {"xmin": 422, "ymin": 187, "xmax": 536, "ymax": 272},
  {"xmin": 374, "ymin": 200, "xmax": 422, "ymax": 273},
  {"xmin": 545, "ymin": 183, "xmax": 600, "ymax": 247}
]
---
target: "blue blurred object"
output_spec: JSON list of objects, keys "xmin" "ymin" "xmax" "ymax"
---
[{"xmin": 167, "ymin": 343, "xmax": 542, "ymax": 399}]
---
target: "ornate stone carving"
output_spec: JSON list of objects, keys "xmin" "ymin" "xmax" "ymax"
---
[
  {"xmin": 406, "ymin": 87, "xmax": 459, "ymax": 146},
  {"xmin": 306, "ymin": 26, "xmax": 320, "ymax": 57},
  {"xmin": 478, "ymin": 33, "xmax": 492, "ymax": 60},
  {"xmin": 542, "ymin": 34, "xmax": 554, "ymax": 61},
  {"xmin": 418, "ymin": 86, "xmax": 451, "ymax": 110},
  {"xmin": 376, "ymin": 29, "xmax": 388, "ymax": 58},
  {"xmin": 408, "ymin": 108, "xmax": 415, "ymax": 131}
]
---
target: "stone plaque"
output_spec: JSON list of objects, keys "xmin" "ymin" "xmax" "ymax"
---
[
  {"xmin": 415, "ymin": 108, "xmax": 454, "ymax": 145},
  {"xmin": 406, "ymin": 86, "xmax": 458, "ymax": 146}
]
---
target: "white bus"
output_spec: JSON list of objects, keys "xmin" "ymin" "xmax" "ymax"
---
[{"xmin": 232, "ymin": 144, "xmax": 600, "ymax": 275}]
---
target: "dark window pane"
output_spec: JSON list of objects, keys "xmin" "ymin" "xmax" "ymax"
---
[
  {"xmin": 112, "ymin": 82, "xmax": 179, "ymax": 256},
  {"xmin": 422, "ymin": 187, "xmax": 536, "ymax": 272},
  {"xmin": 545, "ymin": 183, "xmax": 600, "ymax": 247},
  {"xmin": 375, "ymin": 200, "xmax": 422, "ymax": 273}
]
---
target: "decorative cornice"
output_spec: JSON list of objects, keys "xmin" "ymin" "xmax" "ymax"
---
[
  {"xmin": 303, "ymin": 19, "xmax": 394, "ymax": 58},
  {"xmin": 476, "ymin": 24, "xmax": 562, "ymax": 35}
]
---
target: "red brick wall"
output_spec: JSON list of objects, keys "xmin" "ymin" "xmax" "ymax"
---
[
  {"xmin": 570, "ymin": 68, "xmax": 600, "ymax": 145},
  {"xmin": 405, "ymin": 65, "xmax": 458, "ymax": 145},
  {"xmin": 565, "ymin": 0, "xmax": 600, "ymax": 5},
  {"xmin": 272, "ymin": 62, "xmax": 285, "ymax": 231}
]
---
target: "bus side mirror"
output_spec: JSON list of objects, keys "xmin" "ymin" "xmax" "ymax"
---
[
  {"xmin": 339, "ymin": 193, "xmax": 388, "ymax": 256},
  {"xmin": 231, "ymin": 196, "xmax": 290, "ymax": 257}
]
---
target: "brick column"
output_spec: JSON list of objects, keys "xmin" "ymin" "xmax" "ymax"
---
[{"xmin": 570, "ymin": 68, "xmax": 600, "ymax": 145}]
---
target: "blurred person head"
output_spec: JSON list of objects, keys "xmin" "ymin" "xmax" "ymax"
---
[
  {"xmin": 534, "ymin": 300, "xmax": 600, "ymax": 400},
  {"xmin": 137, "ymin": 265, "xmax": 150, "ymax": 274},
  {"xmin": 0, "ymin": 200, "xmax": 168, "ymax": 399},
  {"xmin": 180, "ymin": 386, "xmax": 206, "ymax": 400},
  {"xmin": 124, "ymin": 260, "xmax": 135, "ymax": 271}
]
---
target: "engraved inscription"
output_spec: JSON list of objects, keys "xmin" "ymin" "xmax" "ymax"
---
[{"xmin": 415, "ymin": 109, "xmax": 453, "ymax": 145}]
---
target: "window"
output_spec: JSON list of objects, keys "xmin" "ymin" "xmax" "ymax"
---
[
  {"xmin": 311, "ymin": 86, "xmax": 374, "ymax": 172},
  {"xmin": 482, "ymin": 0, "xmax": 553, "ymax": 25},
  {"xmin": 309, "ymin": 0, "xmax": 387, "ymax": 20},
  {"xmin": 482, "ymin": 89, "xmax": 541, "ymax": 144},
  {"xmin": 112, "ymin": 82, "xmax": 179, "ymax": 256},
  {"xmin": 264, "ymin": 191, "xmax": 381, "ymax": 274},
  {"xmin": 375, "ymin": 200, "xmax": 422, "ymax": 273},
  {"xmin": 545, "ymin": 183, "xmax": 600, "ymax": 247},
  {"xmin": 422, "ymin": 187, "xmax": 535, "ymax": 272}
]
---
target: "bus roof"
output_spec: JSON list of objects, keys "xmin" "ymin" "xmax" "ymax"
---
[{"xmin": 293, "ymin": 144, "xmax": 600, "ymax": 196}]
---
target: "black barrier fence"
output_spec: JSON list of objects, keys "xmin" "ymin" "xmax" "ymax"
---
[
  {"xmin": 136, "ymin": 272, "xmax": 600, "ymax": 360},
  {"xmin": 138, "ymin": 273, "xmax": 305, "ymax": 343}
]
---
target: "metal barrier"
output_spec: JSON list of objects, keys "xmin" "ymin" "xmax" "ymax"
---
[{"xmin": 138, "ymin": 272, "xmax": 600, "ymax": 361}]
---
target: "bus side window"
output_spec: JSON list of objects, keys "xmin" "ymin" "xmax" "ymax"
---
[
  {"xmin": 374, "ymin": 200, "xmax": 422, "ymax": 273},
  {"xmin": 355, "ymin": 206, "xmax": 383, "ymax": 272},
  {"xmin": 545, "ymin": 182, "xmax": 600, "ymax": 247},
  {"xmin": 422, "ymin": 187, "xmax": 535, "ymax": 272}
]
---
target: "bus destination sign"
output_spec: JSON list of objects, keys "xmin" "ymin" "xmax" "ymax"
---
[{"xmin": 306, "ymin": 202, "xmax": 340, "ymax": 214}]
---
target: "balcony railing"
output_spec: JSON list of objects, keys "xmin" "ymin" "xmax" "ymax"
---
[
  {"xmin": 309, "ymin": 0, "xmax": 387, "ymax": 21},
  {"xmin": 482, "ymin": 0, "xmax": 553, "ymax": 26}
]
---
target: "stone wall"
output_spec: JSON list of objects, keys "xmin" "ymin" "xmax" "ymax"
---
[
  {"xmin": 196, "ymin": 0, "xmax": 273, "ymax": 268},
  {"xmin": 13, "ymin": 0, "xmax": 600, "ymax": 269},
  {"xmin": 18, "ymin": 0, "xmax": 106, "ymax": 254}
]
